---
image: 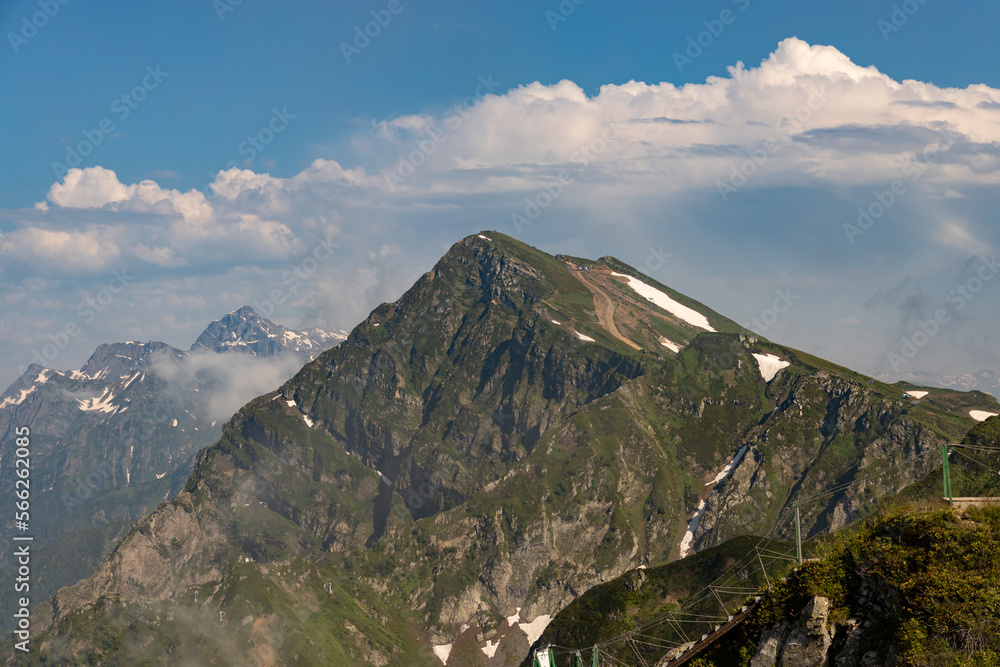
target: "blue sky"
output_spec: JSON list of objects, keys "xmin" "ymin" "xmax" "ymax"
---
[
  {"xmin": 2, "ymin": 0, "xmax": 1000, "ymax": 396},
  {"xmin": 4, "ymin": 0, "xmax": 998, "ymax": 205}
]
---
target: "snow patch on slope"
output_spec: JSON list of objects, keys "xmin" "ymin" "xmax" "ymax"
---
[
  {"xmin": 970, "ymin": 410, "xmax": 999, "ymax": 422},
  {"xmin": 576, "ymin": 332, "xmax": 595, "ymax": 342},
  {"xmin": 706, "ymin": 444, "xmax": 749, "ymax": 487},
  {"xmin": 432, "ymin": 644, "xmax": 453, "ymax": 664},
  {"xmin": 611, "ymin": 272, "xmax": 715, "ymax": 331},
  {"xmin": 482, "ymin": 639, "xmax": 500, "ymax": 658},
  {"xmin": 659, "ymin": 337, "xmax": 680, "ymax": 353},
  {"xmin": 679, "ymin": 499, "xmax": 708, "ymax": 559},
  {"xmin": 77, "ymin": 389, "xmax": 118, "ymax": 413},
  {"xmin": 0, "ymin": 387, "xmax": 36, "ymax": 409},
  {"xmin": 752, "ymin": 353, "xmax": 790, "ymax": 382},
  {"xmin": 907, "ymin": 390, "xmax": 929, "ymax": 399},
  {"xmin": 679, "ymin": 444, "xmax": 749, "ymax": 558},
  {"xmin": 121, "ymin": 371, "xmax": 142, "ymax": 390},
  {"xmin": 519, "ymin": 614, "xmax": 552, "ymax": 646}
]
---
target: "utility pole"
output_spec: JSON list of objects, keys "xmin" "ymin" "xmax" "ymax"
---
[
  {"xmin": 794, "ymin": 501, "xmax": 802, "ymax": 565},
  {"xmin": 942, "ymin": 444, "xmax": 953, "ymax": 506}
]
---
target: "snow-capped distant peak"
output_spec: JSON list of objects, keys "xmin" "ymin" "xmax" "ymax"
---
[{"xmin": 191, "ymin": 306, "xmax": 346, "ymax": 359}]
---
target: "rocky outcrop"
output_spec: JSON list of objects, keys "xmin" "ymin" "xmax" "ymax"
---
[
  {"xmin": 750, "ymin": 595, "xmax": 897, "ymax": 667},
  {"xmin": 751, "ymin": 596, "xmax": 835, "ymax": 667}
]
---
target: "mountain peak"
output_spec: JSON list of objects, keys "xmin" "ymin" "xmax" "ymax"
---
[
  {"xmin": 229, "ymin": 304, "xmax": 261, "ymax": 320},
  {"xmin": 190, "ymin": 306, "xmax": 346, "ymax": 358},
  {"xmin": 79, "ymin": 340, "xmax": 171, "ymax": 379}
]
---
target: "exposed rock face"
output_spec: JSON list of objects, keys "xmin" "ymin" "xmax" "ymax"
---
[
  {"xmin": 750, "ymin": 596, "xmax": 835, "ymax": 667},
  {"xmin": 694, "ymin": 371, "xmax": 945, "ymax": 551}
]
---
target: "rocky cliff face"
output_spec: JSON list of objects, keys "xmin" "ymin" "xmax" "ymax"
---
[
  {"xmin": 693, "ymin": 369, "xmax": 952, "ymax": 550},
  {"xmin": 18, "ymin": 233, "xmax": 997, "ymax": 666},
  {"xmin": 536, "ymin": 419, "xmax": 1000, "ymax": 667}
]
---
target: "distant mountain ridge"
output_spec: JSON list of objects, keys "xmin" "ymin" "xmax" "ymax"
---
[
  {"xmin": 0, "ymin": 306, "xmax": 346, "ymax": 632},
  {"xmin": 887, "ymin": 369, "xmax": 1000, "ymax": 400}
]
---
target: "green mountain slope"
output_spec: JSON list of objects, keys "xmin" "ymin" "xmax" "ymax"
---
[
  {"xmin": 12, "ymin": 233, "xmax": 998, "ymax": 666},
  {"xmin": 531, "ymin": 416, "xmax": 1000, "ymax": 666}
]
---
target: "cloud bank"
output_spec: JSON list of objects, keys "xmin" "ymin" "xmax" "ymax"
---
[{"xmin": 2, "ymin": 38, "xmax": 998, "ymax": 390}]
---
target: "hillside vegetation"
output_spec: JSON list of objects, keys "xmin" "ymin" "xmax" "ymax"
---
[
  {"xmin": 694, "ymin": 502, "xmax": 1000, "ymax": 666},
  {"xmin": 533, "ymin": 417, "xmax": 1000, "ymax": 666}
]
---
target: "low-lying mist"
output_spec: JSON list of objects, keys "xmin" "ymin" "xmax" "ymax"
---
[{"xmin": 149, "ymin": 348, "xmax": 307, "ymax": 424}]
